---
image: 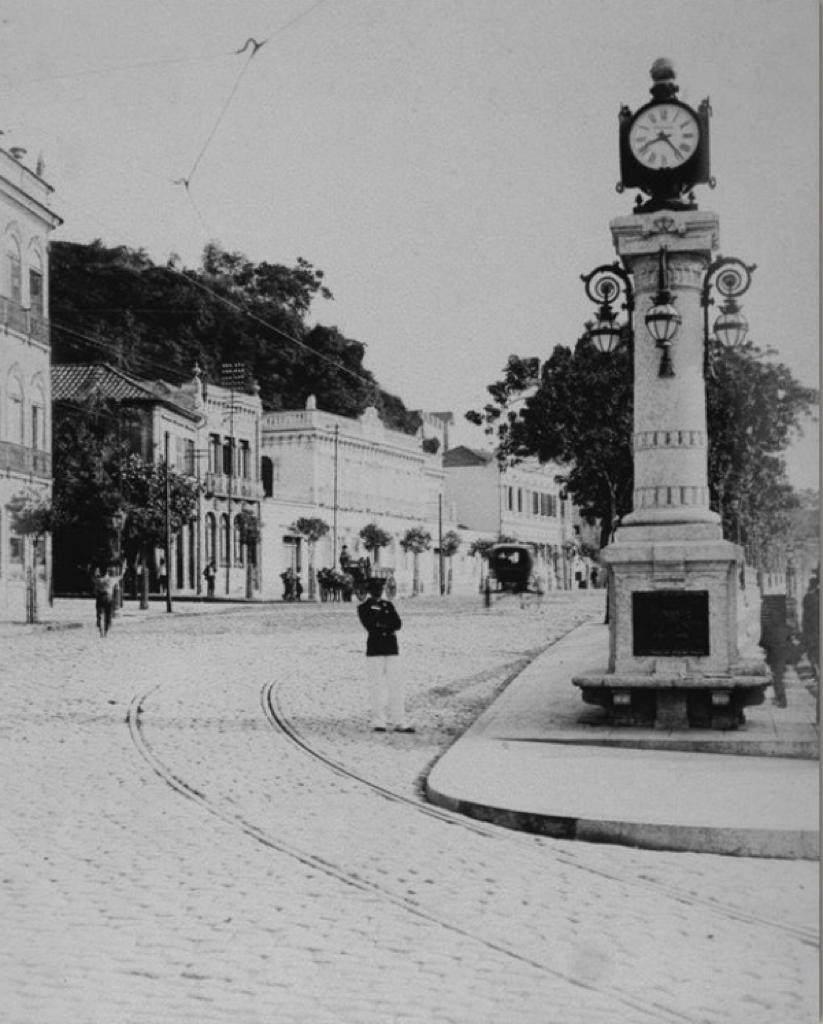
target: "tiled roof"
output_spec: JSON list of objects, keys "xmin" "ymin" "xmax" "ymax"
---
[
  {"xmin": 51, "ymin": 363, "xmax": 197, "ymax": 418},
  {"xmin": 443, "ymin": 445, "xmax": 494, "ymax": 467}
]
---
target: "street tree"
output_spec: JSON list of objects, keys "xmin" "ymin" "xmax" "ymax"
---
[
  {"xmin": 468, "ymin": 339, "xmax": 816, "ymax": 553},
  {"xmin": 400, "ymin": 526, "xmax": 432, "ymax": 596},
  {"xmin": 8, "ymin": 487, "xmax": 54, "ymax": 623},
  {"xmin": 119, "ymin": 455, "xmax": 200, "ymax": 578},
  {"xmin": 359, "ymin": 522, "xmax": 392, "ymax": 568},
  {"xmin": 291, "ymin": 516, "xmax": 329, "ymax": 600},
  {"xmin": 237, "ymin": 508, "xmax": 263, "ymax": 599},
  {"xmin": 440, "ymin": 529, "xmax": 462, "ymax": 594},
  {"xmin": 51, "ymin": 394, "xmax": 129, "ymax": 589},
  {"xmin": 468, "ymin": 537, "xmax": 496, "ymax": 559},
  {"xmin": 705, "ymin": 338, "xmax": 817, "ymax": 557}
]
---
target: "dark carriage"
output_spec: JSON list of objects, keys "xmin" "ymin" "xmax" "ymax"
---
[
  {"xmin": 487, "ymin": 543, "xmax": 534, "ymax": 594},
  {"xmin": 317, "ymin": 558, "xmax": 393, "ymax": 602}
]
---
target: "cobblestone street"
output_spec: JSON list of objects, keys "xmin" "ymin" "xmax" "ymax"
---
[{"xmin": 0, "ymin": 592, "xmax": 817, "ymax": 1023}]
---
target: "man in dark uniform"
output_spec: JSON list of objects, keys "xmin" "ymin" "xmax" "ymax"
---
[{"xmin": 357, "ymin": 577, "xmax": 413, "ymax": 733}]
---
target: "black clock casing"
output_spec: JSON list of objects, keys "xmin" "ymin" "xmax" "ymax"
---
[{"xmin": 619, "ymin": 97, "xmax": 711, "ymax": 202}]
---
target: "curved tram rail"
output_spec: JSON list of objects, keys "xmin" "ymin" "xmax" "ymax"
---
[{"xmin": 126, "ymin": 674, "xmax": 817, "ymax": 1024}]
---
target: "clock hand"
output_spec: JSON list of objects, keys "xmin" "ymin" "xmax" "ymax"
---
[
  {"xmin": 637, "ymin": 135, "xmax": 659, "ymax": 154},
  {"xmin": 655, "ymin": 132, "xmax": 679, "ymax": 159},
  {"xmin": 637, "ymin": 130, "xmax": 670, "ymax": 155}
]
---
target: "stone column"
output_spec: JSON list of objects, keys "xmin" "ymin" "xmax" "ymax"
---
[{"xmin": 611, "ymin": 210, "xmax": 720, "ymax": 537}]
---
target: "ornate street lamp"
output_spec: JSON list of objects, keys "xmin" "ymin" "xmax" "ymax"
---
[
  {"xmin": 644, "ymin": 247, "xmax": 681, "ymax": 377},
  {"xmin": 580, "ymin": 262, "xmax": 634, "ymax": 355},
  {"xmin": 701, "ymin": 255, "xmax": 756, "ymax": 356}
]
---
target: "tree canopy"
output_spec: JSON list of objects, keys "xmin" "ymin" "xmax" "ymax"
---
[
  {"xmin": 359, "ymin": 523, "xmax": 392, "ymax": 554},
  {"xmin": 468, "ymin": 339, "xmax": 817, "ymax": 553},
  {"xmin": 51, "ymin": 393, "xmax": 200, "ymax": 588},
  {"xmin": 50, "ymin": 240, "xmax": 420, "ymax": 433}
]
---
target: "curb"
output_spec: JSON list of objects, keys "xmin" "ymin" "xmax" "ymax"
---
[{"xmin": 425, "ymin": 786, "xmax": 820, "ymax": 860}]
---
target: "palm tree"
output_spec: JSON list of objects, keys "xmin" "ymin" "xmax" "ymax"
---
[
  {"xmin": 359, "ymin": 522, "xmax": 392, "ymax": 569},
  {"xmin": 291, "ymin": 517, "xmax": 330, "ymax": 600},
  {"xmin": 400, "ymin": 526, "xmax": 432, "ymax": 597}
]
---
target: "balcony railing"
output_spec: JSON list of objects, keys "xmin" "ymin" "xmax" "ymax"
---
[
  {"xmin": 0, "ymin": 295, "xmax": 49, "ymax": 345},
  {"xmin": 0, "ymin": 440, "xmax": 51, "ymax": 477},
  {"xmin": 203, "ymin": 472, "xmax": 263, "ymax": 500}
]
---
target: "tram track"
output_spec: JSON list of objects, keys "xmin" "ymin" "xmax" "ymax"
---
[
  {"xmin": 262, "ymin": 679, "xmax": 819, "ymax": 951},
  {"xmin": 125, "ymin": 665, "xmax": 817, "ymax": 1024},
  {"xmin": 128, "ymin": 683, "xmax": 701, "ymax": 1024}
]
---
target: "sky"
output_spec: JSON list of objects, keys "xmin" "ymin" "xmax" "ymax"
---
[{"xmin": 1, "ymin": 0, "xmax": 818, "ymax": 488}]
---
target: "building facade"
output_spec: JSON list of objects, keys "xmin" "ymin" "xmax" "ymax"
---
[
  {"xmin": 443, "ymin": 446, "xmax": 593, "ymax": 589},
  {"xmin": 49, "ymin": 362, "xmax": 594, "ymax": 602},
  {"xmin": 259, "ymin": 398, "xmax": 455, "ymax": 598},
  {"xmin": 51, "ymin": 363, "xmax": 264, "ymax": 598},
  {"xmin": 0, "ymin": 147, "xmax": 61, "ymax": 618}
]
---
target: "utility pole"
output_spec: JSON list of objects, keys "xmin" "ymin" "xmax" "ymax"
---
[
  {"xmin": 438, "ymin": 492, "xmax": 445, "ymax": 596},
  {"xmin": 164, "ymin": 431, "xmax": 172, "ymax": 614},
  {"xmin": 332, "ymin": 423, "xmax": 339, "ymax": 565},
  {"xmin": 193, "ymin": 449, "xmax": 206, "ymax": 596},
  {"xmin": 226, "ymin": 389, "xmax": 234, "ymax": 597}
]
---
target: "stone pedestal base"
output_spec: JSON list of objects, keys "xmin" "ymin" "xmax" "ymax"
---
[{"xmin": 572, "ymin": 665, "xmax": 768, "ymax": 731}]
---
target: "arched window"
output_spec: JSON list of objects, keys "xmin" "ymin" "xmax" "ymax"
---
[
  {"xmin": 219, "ymin": 513, "xmax": 230, "ymax": 566},
  {"xmin": 205, "ymin": 512, "xmax": 217, "ymax": 563},
  {"xmin": 233, "ymin": 514, "xmax": 244, "ymax": 566},
  {"xmin": 7, "ymin": 374, "xmax": 24, "ymax": 445},
  {"xmin": 27, "ymin": 244, "xmax": 44, "ymax": 314},
  {"xmin": 6, "ymin": 234, "xmax": 21, "ymax": 304},
  {"xmin": 30, "ymin": 378, "xmax": 46, "ymax": 450}
]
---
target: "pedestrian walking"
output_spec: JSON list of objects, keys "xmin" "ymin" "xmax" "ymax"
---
[
  {"xmin": 357, "ymin": 576, "xmax": 413, "ymax": 733},
  {"xmin": 92, "ymin": 565, "xmax": 118, "ymax": 637},
  {"xmin": 760, "ymin": 619, "xmax": 803, "ymax": 708},
  {"xmin": 204, "ymin": 559, "xmax": 217, "ymax": 599},
  {"xmin": 801, "ymin": 571, "xmax": 819, "ymax": 680},
  {"xmin": 157, "ymin": 555, "xmax": 167, "ymax": 594}
]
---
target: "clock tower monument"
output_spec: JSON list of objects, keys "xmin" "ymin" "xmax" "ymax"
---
[{"xmin": 573, "ymin": 62, "xmax": 767, "ymax": 730}]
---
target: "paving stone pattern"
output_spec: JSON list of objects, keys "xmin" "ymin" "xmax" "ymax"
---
[{"xmin": 0, "ymin": 593, "xmax": 817, "ymax": 1023}]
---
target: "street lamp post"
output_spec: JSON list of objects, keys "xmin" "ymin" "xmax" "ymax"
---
[
  {"xmin": 580, "ymin": 261, "xmax": 635, "ymax": 356},
  {"xmin": 700, "ymin": 255, "xmax": 756, "ymax": 375}
]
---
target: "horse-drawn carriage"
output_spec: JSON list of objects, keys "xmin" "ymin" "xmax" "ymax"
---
[
  {"xmin": 317, "ymin": 561, "xmax": 396, "ymax": 602},
  {"xmin": 486, "ymin": 543, "xmax": 534, "ymax": 594}
]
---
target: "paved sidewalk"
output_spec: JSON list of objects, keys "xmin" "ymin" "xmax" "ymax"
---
[{"xmin": 427, "ymin": 619, "xmax": 820, "ymax": 859}]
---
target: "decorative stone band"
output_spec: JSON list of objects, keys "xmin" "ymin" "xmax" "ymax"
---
[
  {"xmin": 634, "ymin": 429, "xmax": 706, "ymax": 450},
  {"xmin": 632, "ymin": 259, "xmax": 706, "ymax": 293},
  {"xmin": 634, "ymin": 484, "xmax": 710, "ymax": 509}
]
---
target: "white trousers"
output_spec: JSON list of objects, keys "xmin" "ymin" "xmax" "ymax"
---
[{"xmin": 367, "ymin": 656, "xmax": 407, "ymax": 728}]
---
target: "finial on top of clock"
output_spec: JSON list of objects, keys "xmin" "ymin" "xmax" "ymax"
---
[
  {"xmin": 649, "ymin": 58, "xmax": 678, "ymax": 100},
  {"xmin": 617, "ymin": 59, "xmax": 712, "ymax": 210}
]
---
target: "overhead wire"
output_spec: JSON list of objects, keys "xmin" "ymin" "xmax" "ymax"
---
[
  {"xmin": 174, "ymin": 0, "xmax": 328, "ymax": 192},
  {"xmin": 38, "ymin": 0, "xmax": 383, "ymax": 402},
  {"xmin": 179, "ymin": 47, "xmax": 259, "ymax": 190}
]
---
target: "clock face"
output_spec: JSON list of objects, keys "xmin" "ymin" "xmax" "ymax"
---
[{"xmin": 628, "ymin": 103, "xmax": 700, "ymax": 170}]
